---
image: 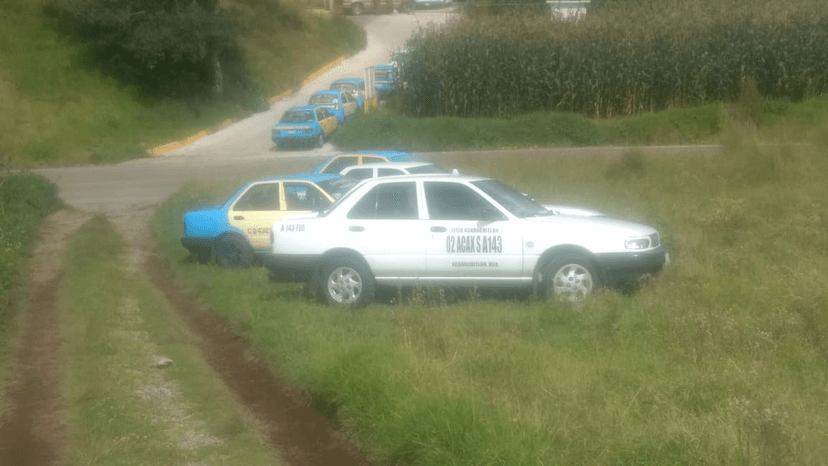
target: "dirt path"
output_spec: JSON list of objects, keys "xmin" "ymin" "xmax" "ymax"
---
[
  {"xmin": 0, "ymin": 209, "xmax": 92, "ymax": 466},
  {"xmin": 117, "ymin": 211, "xmax": 372, "ymax": 466},
  {"xmin": 0, "ymin": 207, "xmax": 371, "ymax": 465}
]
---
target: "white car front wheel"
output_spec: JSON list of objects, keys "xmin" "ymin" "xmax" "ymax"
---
[{"xmin": 545, "ymin": 255, "xmax": 597, "ymax": 301}]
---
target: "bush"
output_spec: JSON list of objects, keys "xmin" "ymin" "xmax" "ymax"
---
[{"xmin": 43, "ymin": 0, "xmax": 253, "ymax": 99}]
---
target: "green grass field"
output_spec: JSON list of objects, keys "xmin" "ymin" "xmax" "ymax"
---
[
  {"xmin": 333, "ymin": 96, "xmax": 828, "ymax": 151},
  {"xmin": 0, "ymin": 0, "xmax": 364, "ymax": 167},
  {"xmin": 153, "ymin": 117, "xmax": 828, "ymax": 464}
]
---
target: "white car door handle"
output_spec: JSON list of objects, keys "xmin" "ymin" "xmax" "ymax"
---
[{"xmin": 349, "ymin": 226, "xmax": 365, "ymax": 232}]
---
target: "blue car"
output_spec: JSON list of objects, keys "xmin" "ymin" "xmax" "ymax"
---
[
  {"xmin": 308, "ymin": 89, "xmax": 359, "ymax": 125},
  {"xmin": 330, "ymin": 78, "xmax": 366, "ymax": 112},
  {"xmin": 312, "ymin": 151, "xmax": 419, "ymax": 175},
  {"xmin": 374, "ymin": 64, "xmax": 398, "ymax": 99},
  {"xmin": 272, "ymin": 106, "xmax": 338, "ymax": 149},
  {"xmin": 180, "ymin": 173, "xmax": 358, "ymax": 267}
]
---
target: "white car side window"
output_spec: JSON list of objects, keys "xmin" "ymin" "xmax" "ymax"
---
[
  {"xmin": 348, "ymin": 182, "xmax": 418, "ymax": 220},
  {"xmin": 424, "ymin": 182, "xmax": 505, "ymax": 221}
]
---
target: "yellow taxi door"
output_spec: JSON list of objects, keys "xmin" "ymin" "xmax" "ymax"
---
[
  {"xmin": 227, "ymin": 181, "xmax": 288, "ymax": 251},
  {"xmin": 317, "ymin": 108, "xmax": 337, "ymax": 136}
]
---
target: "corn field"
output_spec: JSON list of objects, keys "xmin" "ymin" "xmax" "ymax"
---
[{"xmin": 398, "ymin": 0, "xmax": 828, "ymax": 117}]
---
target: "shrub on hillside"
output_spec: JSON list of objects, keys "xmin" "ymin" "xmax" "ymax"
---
[{"xmin": 43, "ymin": 0, "xmax": 255, "ymax": 100}]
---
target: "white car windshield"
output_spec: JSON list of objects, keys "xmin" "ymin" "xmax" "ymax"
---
[
  {"xmin": 317, "ymin": 177, "xmax": 358, "ymax": 201},
  {"xmin": 471, "ymin": 180, "xmax": 549, "ymax": 218}
]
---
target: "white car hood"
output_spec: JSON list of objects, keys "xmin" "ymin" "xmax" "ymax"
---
[
  {"xmin": 525, "ymin": 213, "xmax": 657, "ymax": 238},
  {"xmin": 541, "ymin": 204, "xmax": 603, "ymax": 217}
]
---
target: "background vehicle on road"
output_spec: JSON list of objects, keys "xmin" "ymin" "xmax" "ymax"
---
[
  {"xmin": 374, "ymin": 64, "xmax": 398, "ymax": 99},
  {"xmin": 312, "ymin": 151, "xmax": 419, "ymax": 175},
  {"xmin": 308, "ymin": 89, "xmax": 359, "ymax": 125},
  {"xmin": 181, "ymin": 174, "xmax": 357, "ymax": 268},
  {"xmin": 265, "ymin": 174, "xmax": 669, "ymax": 305},
  {"xmin": 341, "ymin": 0, "xmax": 405, "ymax": 15},
  {"xmin": 330, "ymin": 78, "xmax": 366, "ymax": 112},
  {"xmin": 272, "ymin": 106, "xmax": 338, "ymax": 149}
]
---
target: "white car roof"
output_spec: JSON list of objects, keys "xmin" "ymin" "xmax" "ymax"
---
[
  {"xmin": 339, "ymin": 161, "xmax": 437, "ymax": 172},
  {"xmin": 356, "ymin": 173, "xmax": 487, "ymax": 185}
]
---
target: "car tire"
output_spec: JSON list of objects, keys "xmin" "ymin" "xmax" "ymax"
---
[
  {"xmin": 544, "ymin": 254, "xmax": 598, "ymax": 301},
  {"xmin": 351, "ymin": 3, "xmax": 362, "ymax": 15},
  {"xmin": 322, "ymin": 256, "xmax": 374, "ymax": 307},
  {"xmin": 315, "ymin": 134, "xmax": 325, "ymax": 148},
  {"xmin": 214, "ymin": 234, "xmax": 253, "ymax": 269}
]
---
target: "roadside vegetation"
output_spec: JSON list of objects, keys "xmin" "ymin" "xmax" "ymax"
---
[
  {"xmin": 0, "ymin": 172, "xmax": 59, "ymax": 416},
  {"xmin": 333, "ymin": 94, "xmax": 828, "ymax": 151},
  {"xmin": 0, "ymin": 0, "xmax": 364, "ymax": 167},
  {"xmin": 154, "ymin": 114, "xmax": 828, "ymax": 464},
  {"xmin": 62, "ymin": 215, "xmax": 278, "ymax": 464}
]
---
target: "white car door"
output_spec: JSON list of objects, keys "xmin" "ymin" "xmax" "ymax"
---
[
  {"xmin": 342, "ymin": 180, "xmax": 427, "ymax": 280},
  {"xmin": 423, "ymin": 181, "xmax": 524, "ymax": 280}
]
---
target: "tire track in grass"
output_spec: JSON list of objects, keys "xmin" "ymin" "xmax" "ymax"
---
[
  {"xmin": 0, "ymin": 209, "xmax": 92, "ymax": 466},
  {"xmin": 110, "ymin": 209, "xmax": 371, "ymax": 466}
]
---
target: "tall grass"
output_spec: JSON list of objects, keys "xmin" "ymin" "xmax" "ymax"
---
[
  {"xmin": 400, "ymin": 0, "xmax": 828, "ymax": 118},
  {"xmin": 0, "ymin": 173, "xmax": 59, "ymax": 416},
  {"xmin": 154, "ymin": 116, "xmax": 828, "ymax": 464}
]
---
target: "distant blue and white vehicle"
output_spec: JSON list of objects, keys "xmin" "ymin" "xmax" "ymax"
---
[
  {"xmin": 374, "ymin": 64, "xmax": 398, "ymax": 99},
  {"xmin": 311, "ymin": 151, "xmax": 419, "ymax": 175},
  {"xmin": 330, "ymin": 78, "xmax": 366, "ymax": 112},
  {"xmin": 308, "ymin": 89, "xmax": 359, "ymax": 125},
  {"xmin": 272, "ymin": 106, "xmax": 338, "ymax": 149}
]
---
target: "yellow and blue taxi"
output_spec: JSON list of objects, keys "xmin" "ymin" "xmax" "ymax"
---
[
  {"xmin": 330, "ymin": 78, "xmax": 366, "ymax": 112},
  {"xmin": 180, "ymin": 173, "xmax": 358, "ymax": 268},
  {"xmin": 272, "ymin": 106, "xmax": 338, "ymax": 149},
  {"xmin": 311, "ymin": 150, "xmax": 419, "ymax": 175},
  {"xmin": 308, "ymin": 89, "xmax": 359, "ymax": 125}
]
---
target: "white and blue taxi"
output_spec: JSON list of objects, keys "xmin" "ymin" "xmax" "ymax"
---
[{"xmin": 265, "ymin": 174, "xmax": 669, "ymax": 305}]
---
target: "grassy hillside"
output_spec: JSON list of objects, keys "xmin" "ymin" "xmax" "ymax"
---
[{"xmin": 0, "ymin": 0, "xmax": 364, "ymax": 167}]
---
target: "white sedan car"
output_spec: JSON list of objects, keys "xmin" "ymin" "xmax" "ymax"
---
[
  {"xmin": 338, "ymin": 161, "xmax": 447, "ymax": 181},
  {"xmin": 265, "ymin": 174, "xmax": 669, "ymax": 305}
]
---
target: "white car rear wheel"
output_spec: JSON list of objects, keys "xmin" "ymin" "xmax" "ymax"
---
[{"xmin": 323, "ymin": 257, "xmax": 374, "ymax": 306}]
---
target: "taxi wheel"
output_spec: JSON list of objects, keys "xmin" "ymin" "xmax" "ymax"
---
[
  {"xmin": 351, "ymin": 3, "xmax": 362, "ymax": 15},
  {"xmin": 215, "ymin": 234, "xmax": 253, "ymax": 269},
  {"xmin": 315, "ymin": 134, "xmax": 325, "ymax": 148},
  {"xmin": 322, "ymin": 257, "xmax": 374, "ymax": 307},
  {"xmin": 544, "ymin": 255, "xmax": 597, "ymax": 302}
]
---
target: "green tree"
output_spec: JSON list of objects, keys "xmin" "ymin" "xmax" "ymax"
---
[{"xmin": 45, "ymin": 0, "xmax": 251, "ymax": 99}]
